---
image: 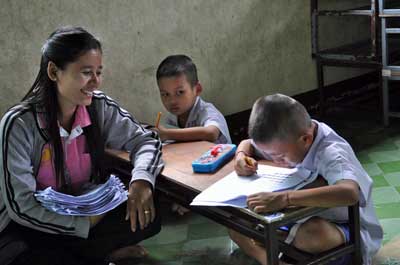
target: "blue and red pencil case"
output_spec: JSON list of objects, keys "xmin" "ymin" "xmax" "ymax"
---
[{"xmin": 192, "ymin": 144, "xmax": 237, "ymax": 173}]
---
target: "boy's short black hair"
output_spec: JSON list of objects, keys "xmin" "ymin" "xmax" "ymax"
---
[
  {"xmin": 156, "ymin": 55, "xmax": 198, "ymax": 87},
  {"xmin": 248, "ymin": 94, "xmax": 312, "ymax": 143}
]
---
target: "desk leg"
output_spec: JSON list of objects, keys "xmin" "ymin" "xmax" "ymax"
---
[
  {"xmin": 348, "ymin": 203, "xmax": 362, "ymax": 265},
  {"xmin": 265, "ymin": 225, "xmax": 279, "ymax": 265}
]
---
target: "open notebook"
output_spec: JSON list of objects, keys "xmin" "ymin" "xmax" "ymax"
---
[{"xmin": 190, "ymin": 165, "xmax": 314, "ymax": 208}]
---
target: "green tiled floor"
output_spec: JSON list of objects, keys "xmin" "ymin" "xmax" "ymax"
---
[
  {"xmin": 132, "ymin": 121, "xmax": 400, "ymax": 265},
  {"xmin": 138, "ymin": 211, "xmax": 240, "ymax": 265},
  {"xmin": 362, "ymin": 135, "xmax": 400, "ymax": 246}
]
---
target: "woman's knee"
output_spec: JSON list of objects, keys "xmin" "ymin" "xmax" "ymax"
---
[
  {"xmin": 4, "ymin": 242, "xmax": 29, "ymax": 265},
  {"xmin": 12, "ymin": 247, "xmax": 85, "ymax": 265}
]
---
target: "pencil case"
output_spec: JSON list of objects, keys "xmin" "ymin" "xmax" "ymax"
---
[{"xmin": 192, "ymin": 144, "xmax": 237, "ymax": 173}]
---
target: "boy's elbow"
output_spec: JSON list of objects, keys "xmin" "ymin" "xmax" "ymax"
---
[
  {"xmin": 346, "ymin": 181, "xmax": 360, "ymax": 205},
  {"xmin": 208, "ymin": 132, "xmax": 219, "ymax": 142},
  {"xmin": 348, "ymin": 188, "xmax": 359, "ymax": 205},
  {"xmin": 205, "ymin": 126, "xmax": 220, "ymax": 143},
  {"xmin": 337, "ymin": 180, "xmax": 359, "ymax": 205},
  {"xmin": 203, "ymin": 134, "xmax": 218, "ymax": 143}
]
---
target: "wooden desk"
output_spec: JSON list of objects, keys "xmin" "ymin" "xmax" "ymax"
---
[{"xmin": 105, "ymin": 141, "xmax": 361, "ymax": 265}]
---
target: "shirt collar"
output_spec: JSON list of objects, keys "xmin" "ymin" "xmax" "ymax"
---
[
  {"xmin": 37, "ymin": 105, "xmax": 91, "ymax": 129},
  {"xmin": 61, "ymin": 105, "xmax": 92, "ymax": 140},
  {"xmin": 71, "ymin": 105, "xmax": 92, "ymax": 129},
  {"xmin": 185, "ymin": 96, "xmax": 201, "ymax": 127}
]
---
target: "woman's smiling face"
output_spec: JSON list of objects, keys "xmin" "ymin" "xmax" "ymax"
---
[{"xmin": 54, "ymin": 49, "xmax": 103, "ymax": 112}]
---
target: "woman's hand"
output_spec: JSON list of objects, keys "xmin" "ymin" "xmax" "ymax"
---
[
  {"xmin": 126, "ymin": 180, "xmax": 155, "ymax": 232},
  {"xmin": 234, "ymin": 151, "xmax": 258, "ymax": 176}
]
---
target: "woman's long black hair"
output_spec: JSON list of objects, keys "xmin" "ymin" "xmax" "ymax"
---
[{"xmin": 22, "ymin": 26, "xmax": 106, "ymax": 193}]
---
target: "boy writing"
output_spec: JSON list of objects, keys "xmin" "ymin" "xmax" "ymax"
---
[
  {"xmin": 155, "ymin": 54, "xmax": 231, "ymax": 144},
  {"xmin": 230, "ymin": 94, "xmax": 382, "ymax": 265}
]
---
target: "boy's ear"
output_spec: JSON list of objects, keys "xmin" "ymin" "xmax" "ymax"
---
[
  {"xmin": 194, "ymin": 82, "xmax": 203, "ymax": 95},
  {"xmin": 47, "ymin": 61, "xmax": 59, "ymax": 82},
  {"xmin": 300, "ymin": 128, "xmax": 314, "ymax": 148}
]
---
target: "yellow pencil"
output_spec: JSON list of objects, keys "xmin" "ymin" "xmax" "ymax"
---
[
  {"xmin": 244, "ymin": 156, "xmax": 254, "ymax": 167},
  {"xmin": 155, "ymin": 112, "xmax": 162, "ymax": 128}
]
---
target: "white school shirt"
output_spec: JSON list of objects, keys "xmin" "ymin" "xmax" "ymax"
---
[
  {"xmin": 252, "ymin": 120, "xmax": 382, "ymax": 265},
  {"xmin": 165, "ymin": 96, "xmax": 232, "ymax": 144}
]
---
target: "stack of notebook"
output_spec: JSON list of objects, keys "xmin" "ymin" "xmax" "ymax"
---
[{"xmin": 35, "ymin": 175, "xmax": 128, "ymax": 216}]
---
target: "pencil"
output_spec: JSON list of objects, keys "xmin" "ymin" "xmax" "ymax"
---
[
  {"xmin": 244, "ymin": 156, "xmax": 254, "ymax": 167},
  {"xmin": 155, "ymin": 112, "xmax": 162, "ymax": 128}
]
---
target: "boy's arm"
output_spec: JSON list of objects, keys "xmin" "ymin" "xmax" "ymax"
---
[
  {"xmin": 235, "ymin": 139, "xmax": 255, "ymax": 156},
  {"xmin": 158, "ymin": 125, "xmax": 220, "ymax": 142},
  {"xmin": 287, "ymin": 179, "xmax": 359, "ymax": 207},
  {"xmin": 247, "ymin": 179, "xmax": 359, "ymax": 213}
]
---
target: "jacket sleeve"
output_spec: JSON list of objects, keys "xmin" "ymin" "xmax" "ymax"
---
[
  {"xmin": 0, "ymin": 111, "xmax": 90, "ymax": 238},
  {"xmin": 97, "ymin": 94, "xmax": 163, "ymax": 187}
]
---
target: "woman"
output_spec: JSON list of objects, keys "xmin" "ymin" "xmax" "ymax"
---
[{"xmin": 0, "ymin": 26, "xmax": 163, "ymax": 265}]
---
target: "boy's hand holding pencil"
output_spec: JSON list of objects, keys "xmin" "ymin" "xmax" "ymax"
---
[
  {"xmin": 152, "ymin": 112, "xmax": 168, "ymax": 141},
  {"xmin": 234, "ymin": 150, "xmax": 258, "ymax": 176}
]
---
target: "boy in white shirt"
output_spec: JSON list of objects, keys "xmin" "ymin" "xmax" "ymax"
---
[
  {"xmin": 231, "ymin": 94, "xmax": 382, "ymax": 265},
  {"xmin": 155, "ymin": 55, "xmax": 232, "ymax": 215},
  {"xmin": 155, "ymin": 54, "xmax": 231, "ymax": 144}
]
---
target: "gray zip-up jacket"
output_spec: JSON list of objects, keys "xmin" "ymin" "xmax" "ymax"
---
[{"xmin": 0, "ymin": 91, "xmax": 163, "ymax": 238}]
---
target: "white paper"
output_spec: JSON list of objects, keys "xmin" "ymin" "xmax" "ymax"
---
[
  {"xmin": 34, "ymin": 175, "xmax": 128, "ymax": 216},
  {"xmin": 191, "ymin": 165, "xmax": 314, "ymax": 208}
]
